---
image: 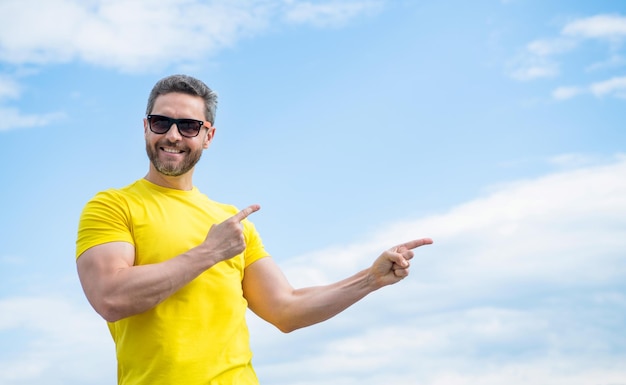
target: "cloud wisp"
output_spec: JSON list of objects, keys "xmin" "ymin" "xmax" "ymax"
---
[
  {"xmin": 0, "ymin": 107, "xmax": 65, "ymax": 132},
  {"xmin": 283, "ymin": 0, "xmax": 382, "ymax": 27},
  {"xmin": 553, "ymin": 75, "xmax": 626, "ymax": 100},
  {"xmin": 508, "ymin": 13, "xmax": 626, "ymax": 101},
  {"xmin": 562, "ymin": 14, "xmax": 626, "ymax": 40},
  {"xmin": 0, "ymin": 75, "xmax": 65, "ymax": 131}
]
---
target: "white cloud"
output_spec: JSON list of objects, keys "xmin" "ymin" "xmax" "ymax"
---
[
  {"xmin": 552, "ymin": 76, "xmax": 626, "ymax": 101},
  {"xmin": 0, "ymin": 0, "xmax": 381, "ymax": 73},
  {"xmin": 0, "ymin": 107, "xmax": 64, "ymax": 132},
  {"xmin": 547, "ymin": 152, "xmax": 600, "ymax": 168},
  {"xmin": 586, "ymin": 53, "xmax": 626, "ymax": 71},
  {"xmin": 551, "ymin": 85, "xmax": 583, "ymax": 100},
  {"xmin": 0, "ymin": 0, "xmax": 270, "ymax": 72},
  {"xmin": 590, "ymin": 75, "xmax": 626, "ymax": 98},
  {"xmin": 509, "ymin": 13, "xmax": 626, "ymax": 98},
  {"xmin": 526, "ymin": 37, "xmax": 577, "ymax": 56},
  {"xmin": 508, "ymin": 50, "xmax": 560, "ymax": 82},
  {"xmin": 0, "ymin": 76, "xmax": 21, "ymax": 100},
  {"xmin": 508, "ymin": 39, "xmax": 569, "ymax": 81},
  {"xmin": 562, "ymin": 14, "xmax": 626, "ymax": 40},
  {"xmin": 0, "ymin": 295, "xmax": 115, "ymax": 385},
  {"xmin": 510, "ymin": 62, "xmax": 558, "ymax": 81},
  {"xmin": 282, "ymin": 0, "xmax": 382, "ymax": 27}
]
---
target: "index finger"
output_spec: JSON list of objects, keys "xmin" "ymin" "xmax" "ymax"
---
[
  {"xmin": 395, "ymin": 238, "xmax": 433, "ymax": 251},
  {"xmin": 232, "ymin": 204, "xmax": 261, "ymax": 223}
]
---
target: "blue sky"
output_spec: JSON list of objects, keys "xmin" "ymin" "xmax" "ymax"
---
[{"xmin": 1, "ymin": 0, "xmax": 625, "ymax": 384}]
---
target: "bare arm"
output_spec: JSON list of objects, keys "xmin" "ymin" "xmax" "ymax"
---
[
  {"xmin": 77, "ymin": 205, "xmax": 260, "ymax": 322},
  {"xmin": 243, "ymin": 238, "xmax": 433, "ymax": 333}
]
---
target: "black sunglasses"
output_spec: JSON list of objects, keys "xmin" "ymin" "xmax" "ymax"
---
[{"xmin": 147, "ymin": 115, "xmax": 207, "ymax": 138}]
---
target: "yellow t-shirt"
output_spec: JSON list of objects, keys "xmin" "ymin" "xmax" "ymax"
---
[{"xmin": 76, "ymin": 179, "xmax": 268, "ymax": 385}]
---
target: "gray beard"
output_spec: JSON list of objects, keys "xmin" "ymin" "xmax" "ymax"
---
[{"xmin": 145, "ymin": 140, "xmax": 203, "ymax": 176}]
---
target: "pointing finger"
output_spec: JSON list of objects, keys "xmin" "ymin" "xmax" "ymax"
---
[
  {"xmin": 394, "ymin": 238, "xmax": 433, "ymax": 252},
  {"xmin": 232, "ymin": 204, "xmax": 261, "ymax": 223}
]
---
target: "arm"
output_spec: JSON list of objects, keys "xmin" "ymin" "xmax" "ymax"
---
[
  {"xmin": 242, "ymin": 238, "xmax": 433, "ymax": 333},
  {"xmin": 77, "ymin": 204, "xmax": 260, "ymax": 322}
]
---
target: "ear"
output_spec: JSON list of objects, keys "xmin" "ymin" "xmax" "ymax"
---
[
  {"xmin": 143, "ymin": 118, "xmax": 149, "ymax": 136},
  {"xmin": 203, "ymin": 126, "xmax": 216, "ymax": 149}
]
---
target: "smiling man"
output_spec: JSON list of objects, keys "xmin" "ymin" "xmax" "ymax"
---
[{"xmin": 75, "ymin": 74, "xmax": 432, "ymax": 385}]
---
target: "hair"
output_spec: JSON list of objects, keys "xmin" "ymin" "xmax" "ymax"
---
[{"xmin": 145, "ymin": 74, "xmax": 218, "ymax": 125}]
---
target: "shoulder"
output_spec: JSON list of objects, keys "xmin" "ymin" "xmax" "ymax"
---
[
  {"xmin": 80, "ymin": 180, "xmax": 149, "ymax": 221},
  {"xmin": 87, "ymin": 180, "xmax": 142, "ymax": 201}
]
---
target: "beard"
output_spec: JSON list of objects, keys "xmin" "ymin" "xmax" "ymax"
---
[{"xmin": 145, "ymin": 139, "xmax": 203, "ymax": 177}]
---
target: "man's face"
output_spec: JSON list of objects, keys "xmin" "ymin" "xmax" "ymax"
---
[{"xmin": 143, "ymin": 92, "xmax": 214, "ymax": 177}]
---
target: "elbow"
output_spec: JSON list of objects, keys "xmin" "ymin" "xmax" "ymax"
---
[
  {"xmin": 261, "ymin": 307, "xmax": 323, "ymax": 333},
  {"xmin": 91, "ymin": 296, "xmax": 128, "ymax": 323},
  {"xmin": 276, "ymin": 323, "xmax": 298, "ymax": 334},
  {"xmin": 260, "ymin": 314, "xmax": 298, "ymax": 333},
  {"xmin": 98, "ymin": 308, "xmax": 124, "ymax": 323},
  {"xmin": 263, "ymin": 310, "xmax": 301, "ymax": 333},
  {"xmin": 272, "ymin": 318, "xmax": 311, "ymax": 334}
]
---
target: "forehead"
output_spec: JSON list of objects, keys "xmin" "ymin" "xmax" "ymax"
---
[{"xmin": 152, "ymin": 92, "xmax": 205, "ymax": 119}]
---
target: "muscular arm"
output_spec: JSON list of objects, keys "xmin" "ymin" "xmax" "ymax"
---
[
  {"xmin": 243, "ymin": 238, "xmax": 433, "ymax": 333},
  {"xmin": 77, "ymin": 242, "xmax": 216, "ymax": 322},
  {"xmin": 77, "ymin": 205, "xmax": 260, "ymax": 322}
]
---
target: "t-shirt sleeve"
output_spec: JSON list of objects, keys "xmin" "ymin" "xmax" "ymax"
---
[
  {"xmin": 242, "ymin": 219, "xmax": 269, "ymax": 267},
  {"xmin": 76, "ymin": 190, "xmax": 134, "ymax": 259}
]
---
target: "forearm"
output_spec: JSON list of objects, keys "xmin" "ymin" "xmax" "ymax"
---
[
  {"xmin": 272, "ymin": 269, "xmax": 378, "ymax": 333},
  {"xmin": 108, "ymin": 257, "xmax": 205, "ymax": 320},
  {"xmin": 245, "ymin": 240, "xmax": 432, "ymax": 333},
  {"xmin": 80, "ymin": 245, "xmax": 217, "ymax": 322}
]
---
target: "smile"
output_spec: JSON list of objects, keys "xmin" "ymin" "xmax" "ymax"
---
[{"xmin": 161, "ymin": 147, "xmax": 184, "ymax": 154}]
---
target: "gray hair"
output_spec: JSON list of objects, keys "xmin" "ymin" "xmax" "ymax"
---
[{"xmin": 145, "ymin": 74, "xmax": 218, "ymax": 125}]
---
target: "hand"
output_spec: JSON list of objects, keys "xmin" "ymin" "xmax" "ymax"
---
[
  {"xmin": 368, "ymin": 238, "xmax": 433, "ymax": 289},
  {"xmin": 203, "ymin": 204, "xmax": 260, "ymax": 263}
]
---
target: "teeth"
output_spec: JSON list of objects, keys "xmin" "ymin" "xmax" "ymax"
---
[{"xmin": 163, "ymin": 147, "xmax": 183, "ymax": 154}]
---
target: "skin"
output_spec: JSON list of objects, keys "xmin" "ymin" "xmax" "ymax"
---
[{"xmin": 76, "ymin": 92, "xmax": 433, "ymax": 332}]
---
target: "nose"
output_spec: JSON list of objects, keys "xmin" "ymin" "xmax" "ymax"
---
[{"xmin": 164, "ymin": 122, "xmax": 183, "ymax": 141}]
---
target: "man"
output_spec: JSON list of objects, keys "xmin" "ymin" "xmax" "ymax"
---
[{"xmin": 76, "ymin": 74, "xmax": 433, "ymax": 385}]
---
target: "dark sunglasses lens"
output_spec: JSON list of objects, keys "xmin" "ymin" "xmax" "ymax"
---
[
  {"xmin": 177, "ymin": 120, "xmax": 202, "ymax": 137},
  {"xmin": 149, "ymin": 116, "xmax": 172, "ymax": 134}
]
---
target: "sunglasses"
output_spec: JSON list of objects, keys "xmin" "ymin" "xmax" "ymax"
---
[{"xmin": 147, "ymin": 114, "xmax": 207, "ymax": 138}]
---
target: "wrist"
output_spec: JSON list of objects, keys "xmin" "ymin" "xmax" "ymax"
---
[
  {"xmin": 184, "ymin": 244, "xmax": 219, "ymax": 272},
  {"xmin": 360, "ymin": 268, "xmax": 381, "ymax": 293}
]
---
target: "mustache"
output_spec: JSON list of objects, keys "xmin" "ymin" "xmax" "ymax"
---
[{"xmin": 157, "ymin": 139, "xmax": 187, "ymax": 150}]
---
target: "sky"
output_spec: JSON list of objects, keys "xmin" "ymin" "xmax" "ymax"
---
[{"xmin": 0, "ymin": 0, "xmax": 625, "ymax": 384}]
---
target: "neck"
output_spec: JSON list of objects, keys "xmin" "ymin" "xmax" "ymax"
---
[{"xmin": 145, "ymin": 166, "xmax": 194, "ymax": 191}]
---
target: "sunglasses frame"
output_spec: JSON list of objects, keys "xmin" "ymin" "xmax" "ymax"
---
[{"xmin": 147, "ymin": 114, "xmax": 206, "ymax": 138}]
